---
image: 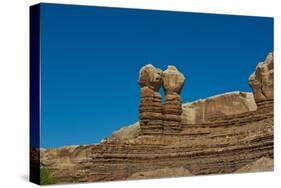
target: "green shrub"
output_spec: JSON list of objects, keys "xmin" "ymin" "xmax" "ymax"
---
[{"xmin": 40, "ymin": 168, "xmax": 56, "ymax": 185}]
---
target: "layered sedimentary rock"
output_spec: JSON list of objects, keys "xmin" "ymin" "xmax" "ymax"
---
[
  {"xmin": 235, "ymin": 157, "xmax": 273, "ymax": 173},
  {"xmin": 138, "ymin": 64, "xmax": 163, "ymax": 134},
  {"xmin": 162, "ymin": 66, "xmax": 185, "ymax": 133},
  {"xmin": 38, "ymin": 53, "xmax": 274, "ymax": 184},
  {"xmin": 111, "ymin": 122, "xmax": 140, "ymax": 141},
  {"xmin": 40, "ymin": 106, "xmax": 273, "ymax": 183},
  {"xmin": 249, "ymin": 53, "xmax": 274, "ymax": 112},
  {"xmin": 128, "ymin": 167, "xmax": 193, "ymax": 180},
  {"xmin": 181, "ymin": 92, "xmax": 257, "ymax": 124}
]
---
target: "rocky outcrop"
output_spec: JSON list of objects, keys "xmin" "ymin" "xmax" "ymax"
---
[
  {"xmin": 162, "ymin": 66, "xmax": 185, "ymax": 133},
  {"xmin": 249, "ymin": 53, "xmax": 274, "ymax": 111},
  {"xmin": 138, "ymin": 64, "xmax": 186, "ymax": 134},
  {"xmin": 138, "ymin": 64, "xmax": 163, "ymax": 134},
  {"xmin": 111, "ymin": 91, "xmax": 258, "ymax": 138},
  {"xmin": 38, "ymin": 53, "xmax": 274, "ymax": 184},
  {"xmin": 138, "ymin": 64, "xmax": 163, "ymax": 92},
  {"xmin": 162, "ymin": 66, "xmax": 185, "ymax": 94},
  {"xmin": 181, "ymin": 92, "xmax": 257, "ymax": 124},
  {"xmin": 40, "ymin": 108, "xmax": 273, "ymax": 183},
  {"xmin": 128, "ymin": 167, "xmax": 193, "ymax": 180},
  {"xmin": 235, "ymin": 157, "xmax": 273, "ymax": 173},
  {"xmin": 111, "ymin": 122, "xmax": 140, "ymax": 142}
]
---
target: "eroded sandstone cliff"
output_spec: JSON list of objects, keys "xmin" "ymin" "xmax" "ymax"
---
[
  {"xmin": 249, "ymin": 52, "xmax": 274, "ymax": 113},
  {"xmin": 162, "ymin": 66, "xmax": 185, "ymax": 134},
  {"xmin": 181, "ymin": 92, "xmax": 257, "ymax": 124},
  {"xmin": 138, "ymin": 64, "xmax": 163, "ymax": 134},
  {"xmin": 39, "ymin": 52, "xmax": 274, "ymax": 184}
]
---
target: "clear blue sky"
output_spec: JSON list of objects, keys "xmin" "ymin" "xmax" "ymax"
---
[{"xmin": 39, "ymin": 3, "xmax": 273, "ymax": 148}]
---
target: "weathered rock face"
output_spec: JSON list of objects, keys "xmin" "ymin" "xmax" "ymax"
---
[
  {"xmin": 162, "ymin": 66, "xmax": 185, "ymax": 133},
  {"xmin": 181, "ymin": 92, "xmax": 257, "ymax": 124},
  {"xmin": 162, "ymin": 65, "xmax": 185, "ymax": 94},
  {"xmin": 138, "ymin": 64, "xmax": 163, "ymax": 134},
  {"xmin": 138, "ymin": 64, "xmax": 163, "ymax": 91},
  {"xmin": 40, "ymin": 107, "xmax": 273, "ymax": 183},
  {"xmin": 38, "ymin": 53, "xmax": 274, "ymax": 184},
  {"xmin": 235, "ymin": 157, "xmax": 273, "ymax": 173},
  {"xmin": 249, "ymin": 53, "xmax": 274, "ymax": 109},
  {"xmin": 128, "ymin": 167, "xmax": 193, "ymax": 180},
  {"xmin": 111, "ymin": 122, "xmax": 140, "ymax": 141}
]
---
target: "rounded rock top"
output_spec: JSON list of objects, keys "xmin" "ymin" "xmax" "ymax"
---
[
  {"xmin": 138, "ymin": 64, "xmax": 163, "ymax": 92},
  {"xmin": 162, "ymin": 65, "xmax": 185, "ymax": 94}
]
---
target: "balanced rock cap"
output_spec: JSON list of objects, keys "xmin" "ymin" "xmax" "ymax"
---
[
  {"xmin": 162, "ymin": 65, "xmax": 185, "ymax": 94},
  {"xmin": 138, "ymin": 64, "xmax": 163, "ymax": 92}
]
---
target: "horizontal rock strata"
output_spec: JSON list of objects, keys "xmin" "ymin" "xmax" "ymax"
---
[
  {"xmin": 181, "ymin": 92, "xmax": 257, "ymax": 124},
  {"xmin": 235, "ymin": 157, "xmax": 273, "ymax": 173},
  {"xmin": 40, "ymin": 105, "xmax": 273, "ymax": 183},
  {"xmin": 163, "ymin": 93, "xmax": 183, "ymax": 133},
  {"xmin": 128, "ymin": 167, "xmax": 193, "ymax": 179},
  {"xmin": 138, "ymin": 64, "xmax": 163, "ymax": 134},
  {"xmin": 38, "ymin": 53, "xmax": 274, "ymax": 184},
  {"xmin": 139, "ymin": 87, "xmax": 163, "ymax": 134},
  {"xmin": 162, "ymin": 66, "xmax": 185, "ymax": 134}
]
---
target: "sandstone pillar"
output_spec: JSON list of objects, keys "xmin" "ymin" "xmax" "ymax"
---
[
  {"xmin": 249, "ymin": 52, "xmax": 274, "ymax": 112},
  {"xmin": 162, "ymin": 66, "xmax": 185, "ymax": 134},
  {"xmin": 138, "ymin": 64, "xmax": 163, "ymax": 134}
]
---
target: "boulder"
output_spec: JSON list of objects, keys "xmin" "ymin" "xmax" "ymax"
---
[
  {"xmin": 162, "ymin": 65, "xmax": 185, "ymax": 94},
  {"xmin": 138, "ymin": 64, "xmax": 163, "ymax": 92}
]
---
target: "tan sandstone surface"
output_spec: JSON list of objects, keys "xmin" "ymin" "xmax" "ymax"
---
[
  {"xmin": 181, "ymin": 92, "xmax": 257, "ymax": 124},
  {"xmin": 37, "ymin": 53, "xmax": 274, "ymax": 184}
]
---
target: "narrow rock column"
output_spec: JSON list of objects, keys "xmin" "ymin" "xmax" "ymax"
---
[
  {"xmin": 138, "ymin": 64, "xmax": 163, "ymax": 134},
  {"xmin": 249, "ymin": 52, "xmax": 274, "ymax": 112},
  {"xmin": 162, "ymin": 66, "xmax": 185, "ymax": 134}
]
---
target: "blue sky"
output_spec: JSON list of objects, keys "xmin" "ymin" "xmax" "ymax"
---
[{"xmin": 39, "ymin": 3, "xmax": 273, "ymax": 148}]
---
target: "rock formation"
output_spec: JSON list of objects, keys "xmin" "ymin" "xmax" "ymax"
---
[
  {"xmin": 181, "ymin": 92, "xmax": 257, "ymax": 124},
  {"xmin": 249, "ymin": 53, "xmax": 274, "ymax": 111},
  {"xmin": 138, "ymin": 64, "xmax": 163, "ymax": 134},
  {"xmin": 162, "ymin": 66, "xmax": 185, "ymax": 133},
  {"xmin": 111, "ymin": 122, "xmax": 140, "ymax": 141},
  {"xmin": 37, "ymin": 52, "xmax": 274, "ymax": 184},
  {"xmin": 40, "ymin": 105, "xmax": 273, "ymax": 183},
  {"xmin": 235, "ymin": 157, "xmax": 273, "ymax": 173},
  {"xmin": 128, "ymin": 167, "xmax": 193, "ymax": 180},
  {"xmin": 138, "ymin": 64, "xmax": 185, "ymax": 134}
]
